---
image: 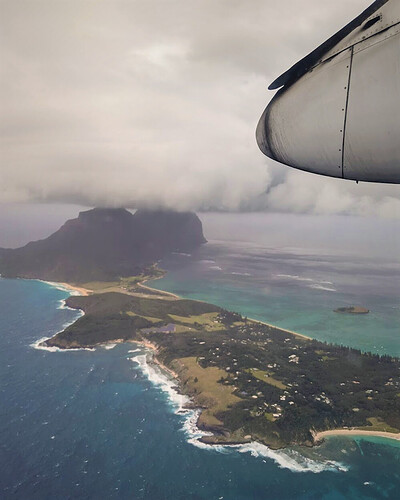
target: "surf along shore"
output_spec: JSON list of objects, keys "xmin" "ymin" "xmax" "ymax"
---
[
  {"xmin": 41, "ymin": 276, "xmax": 400, "ymax": 449},
  {"xmin": 313, "ymin": 429, "xmax": 400, "ymax": 443}
]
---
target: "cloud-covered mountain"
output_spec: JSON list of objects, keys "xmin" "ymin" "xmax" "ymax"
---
[{"xmin": 0, "ymin": 209, "xmax": 206, "ymax": 282}]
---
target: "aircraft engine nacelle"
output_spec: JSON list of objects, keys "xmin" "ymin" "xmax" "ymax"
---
[{"xmin": 256, "ymin": 0, "xmax": 400, "ymax": 184}]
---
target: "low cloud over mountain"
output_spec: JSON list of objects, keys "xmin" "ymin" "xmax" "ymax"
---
[{"xmin": 1, "ymin": 0, "xmax": 399, "ymax": 217}]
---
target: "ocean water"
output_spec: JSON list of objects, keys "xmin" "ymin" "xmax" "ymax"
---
[
  {"xmin": 149, "ymin": 240, "xmax": 400, "ymax": 357},
  {"xmin": 1, "ymin": 277, "xmax": 400, "ymax": 499}
]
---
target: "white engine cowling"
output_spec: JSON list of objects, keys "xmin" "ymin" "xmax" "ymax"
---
[{"xmin": 256, "ymin": 0, "xmax": 400, "ymax": 184}]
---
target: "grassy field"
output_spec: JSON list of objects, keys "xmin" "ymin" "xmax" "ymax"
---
[
  {"xmin": 247, "ymin": 368, "xmax": 287, "ymax": 390},
  {"xmin": 79, "ymin": 269, "xmax": 170, "ymax": 298},
  {"xmin": 125, "ymin": 311, "xmax": 162, "ymax": 323},
  {"xmin": 358, "ymin": 417, "xmax": 400, "ymax": 434},
  {"xmin": 174, "ymin": 356, "xmax": 241, "ymax": 428},
  {"xmin": 168, "ymin": 312, "xmax": 224, "ymax": 331}
]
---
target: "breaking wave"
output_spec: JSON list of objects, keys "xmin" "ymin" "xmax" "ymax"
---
[
  {"xmin": 308, "ymin": 284, "xmax": 337, "ymax": 292},
  {"xmin": 31, "ymin": 280, "xmax": 85, "ymax": 352},
  {"xmin": 276, "ymin": 274, "xmax": 313, "ymax": 282},
  {"xmin": 129, "ymin": 349, "xmax": 348, "ymax": 474},
  {"xmin": 275, "ymin": 275, "xmax": 336, "ymax": 292},
  {"xmin": 31, "ymin": 335, "xmax": 94, "ymax": 352}
]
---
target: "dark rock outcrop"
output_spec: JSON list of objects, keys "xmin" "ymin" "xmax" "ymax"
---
[{"xmin": 0, "ymin": 208, "xmax": 206, "ymax": 282}]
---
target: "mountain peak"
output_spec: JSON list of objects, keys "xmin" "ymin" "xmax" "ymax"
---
[
  {"xmin": 0, "ymin": 209, "xmax": 206, "ymax": 282},
  {"xmin": 78, "ymin": 207, "xmax": 133, "ymax": 221}
]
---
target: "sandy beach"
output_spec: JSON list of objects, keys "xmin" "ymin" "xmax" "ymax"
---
[
  {"xmin": 59, "ymin": 282, "xmax": 91, "ymax": 296},
  {"xmin": 138, "ymin": 280, "xmax": 180, "ymax": 299},
  {"xmin": 314, "ymin": 429, "xmax": 400, "ymax": 443},
  {"xmin": 248, "ymin": 318, "xmax": 312, "ymax": 341}
]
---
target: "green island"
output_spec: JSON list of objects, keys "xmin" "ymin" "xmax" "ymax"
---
[{"xmin": 43, "ymin": 275, "xmax": 400, "ymax": 450}]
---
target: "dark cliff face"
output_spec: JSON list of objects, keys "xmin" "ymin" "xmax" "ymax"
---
[
  {"xmin": 0, "ymin": 208, "xmax": 206, "ymax": 282},
  {"xmin": 132, "ymin": 210, "xmax": 207, "ymax": 260}
]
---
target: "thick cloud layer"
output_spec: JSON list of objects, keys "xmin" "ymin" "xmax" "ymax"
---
[{"xmin": 1, "ymin": 0, "xmax": 399, "ymax": 217}]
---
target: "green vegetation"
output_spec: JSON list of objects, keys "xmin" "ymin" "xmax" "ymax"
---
[
  {"xmin": 79, "ymin": 265, "xmax": 167, "ymax": 295},
  {"xmin": 174, "ymin": 356, "xmax": 241, "ymax": 428},
  {"xmin": 358, "ymin": 417, "xmax": 400, "ymax": 433},
  {"xmin": 44, "ymin": 291, "xmax": 400, "ymax": 449},
  {"xmin": 168, "ymin": 312, "xmax": 224, "ymax": 331},
  {"xmin": 247, "ymin": 368, "xmax": 287, "ymax": 390}
]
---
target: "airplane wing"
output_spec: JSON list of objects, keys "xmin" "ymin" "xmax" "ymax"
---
[{"xmin": 256, "ymin": 0, "xmax": 400, "ymax": 183}]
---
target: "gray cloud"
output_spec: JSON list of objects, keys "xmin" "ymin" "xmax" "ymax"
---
[{"xmin": 1, "ymin": 0, "xmax": 399, "ymax": 217}]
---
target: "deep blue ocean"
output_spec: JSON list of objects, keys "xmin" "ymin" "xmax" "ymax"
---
[{"xmin": 1, "ymin": 236, "xmax": 400, "ymax": 498}]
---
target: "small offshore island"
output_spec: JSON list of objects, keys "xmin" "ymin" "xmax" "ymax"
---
[
  {"xmin": 2, "ymin": 208, "xmax": 399, "ymax": 450},
  {"xmin": 334, "ymin": 306, "xmax": 370, "ymax": 314}
]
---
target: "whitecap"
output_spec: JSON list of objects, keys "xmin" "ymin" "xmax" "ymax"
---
[
  {"xmin": 102, "ymin": 343, "xmax": 117, "ymax": 350},
  {"xmin": 275, "ymin": 274, "xmax": 314, "ymax": 282},
  {"xmin": 131, "ymin": 353, "xmax": 190, "ymax": 411},
  {"xmin": 31, "ymin": 337, "xmax": 95, "ymax": 352},
  {"xmin": 31, "ymin": 296, "xmax": 84, "ymax": 352},
  {"xmin": 230, "ymin": 442, "xmax": 348, "ymax": 473},
  {"xmin": 308, "ymin": 284, "xmax": 337, "ymax": 292},
  {"xmin": 131, "ymin": 349, "xmax": 348, "ymax": 474}
]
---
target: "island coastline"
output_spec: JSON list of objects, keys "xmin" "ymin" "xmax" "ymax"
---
[
  {"xmin": 38, "ymin": 277, "xmax": 400, "ymax": 451},
  {"xmin": 313, "ymin": 429, "xmax": 400, "ymax": 443}
]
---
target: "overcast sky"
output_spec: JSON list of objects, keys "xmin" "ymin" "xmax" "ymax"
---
[{"xmin": 1, "ymin": 0, "xmax": 399, "ymax": 218}]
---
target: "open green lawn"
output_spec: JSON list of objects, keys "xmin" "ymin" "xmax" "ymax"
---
[
  {"xmin": 247, "ymin": 368, "xmax": 287, "ymax": 390},
  {"xmin": 168, "ymin": 312, "xmax": 224, "ymax": 331},
  {"xmin": 125, "ymin": 311, "xmax": 162, "ymax": 323},
  {"xmin": 174, "ymin": 356, "xmax": 241, "ymax": 427}
]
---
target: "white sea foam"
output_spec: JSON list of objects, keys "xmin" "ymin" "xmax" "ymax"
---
[
  {"xmin": 40, "ymin": 280, "xmax": 82, "ymax": 296},
  {"xmin": 275, "ymin": 274, "xmax": 314, "ymax": 282},
  {"xmin": 230, "ymin": 443, "xmax": 348, "ymax": 473},
  {"xmin": 56, "ymin": 299, "xmax": 78, "ymax": 311},
  {"xmin": 102, "ymin": 343, "xmax": 117, "ymax": 350},
  {"xmin": 231, "ymin": 272, "xmax": 252, "ymax": 276},
  {"xmin": 308, "ymin": 284, "xmax": 337, "ymax": 292},
  {"xmin": 172, "ymin": 252, "xmax": 192, "ymax": 257},
  {"xmin": 130, "ymin": 349, "xmax": 348, "ymax": 474},
  {"xmin": 209, "ymin": 266, "xmax": 222, "ymax": 271},
  {"xmin": 130, "ymin": 351, "xmax": 213, "ymax": 444},
  {"xmin": 31, "ymin": 305, "xmax": 85, "ymax": 352},
  {"xmin": 57, "ymin": 300, "xmax": 67, "ymax": 310},
  {"xmin": 131, "ymin": 353, "xmax": 190, "ymax": 411},
  {"xmin": 31, "ymin": 336, "xmax": 95, "ymax": 352},
  {"xmin": 275, "ymin": 275, "xmax": 337, "ymax": 292}
]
